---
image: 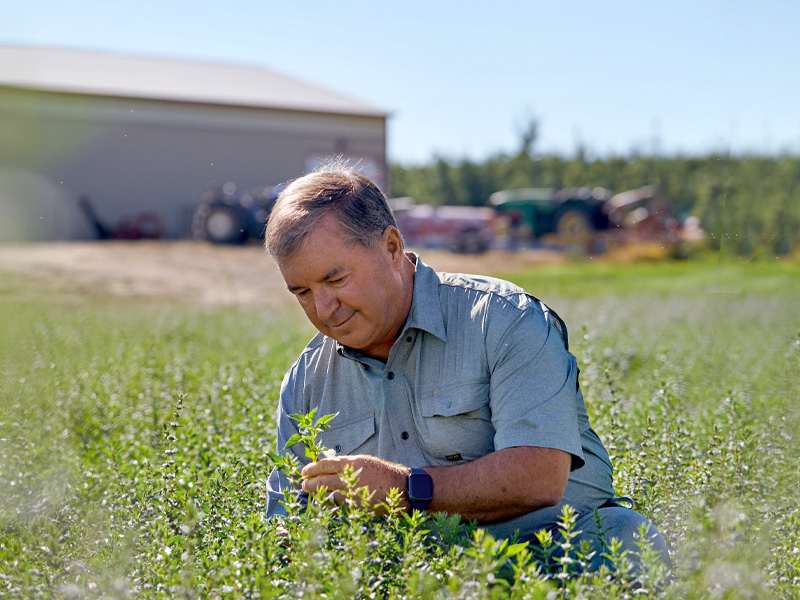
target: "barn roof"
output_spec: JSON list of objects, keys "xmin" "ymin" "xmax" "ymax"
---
[{"xmin": 0, "ymin": 43, "xmax": 388, "ymax": 117}]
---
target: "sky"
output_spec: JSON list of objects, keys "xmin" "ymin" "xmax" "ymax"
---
[{"xmin": 2, "ymin": 0, "xmax": 799, "ymax": 165}]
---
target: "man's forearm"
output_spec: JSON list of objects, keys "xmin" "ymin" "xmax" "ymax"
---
[
  {"xmin": 425, "ymin": 446, "xmax": 571, "ymax": 523},
  {"xmin": 300, "ymin": 445, "xmax": 571, "ymax": 523}
]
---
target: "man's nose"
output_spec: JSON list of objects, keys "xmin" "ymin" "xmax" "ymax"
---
[{"xmin": 314, "ymin": 288, "xmax": 338, "ymax": 321}]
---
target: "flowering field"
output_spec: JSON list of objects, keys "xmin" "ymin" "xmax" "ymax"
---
[{"xmin": 1, "ymin": 257, "xmax": 799, "ymax": 599}]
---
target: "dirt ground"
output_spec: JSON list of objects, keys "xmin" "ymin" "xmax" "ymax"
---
[{"xmin": 0, "ymin": 241, "xmax": 567, "ymax": 306}]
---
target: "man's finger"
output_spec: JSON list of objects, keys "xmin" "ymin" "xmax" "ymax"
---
[
  {"xmin": 302, "ymin": 473, "xmax": 345, "ymax": 494},
  {"xmin": 301, "ymin": 457, "xmax": 342, "ymax": 479}
]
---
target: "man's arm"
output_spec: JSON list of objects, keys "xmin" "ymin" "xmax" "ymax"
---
[
  {"xmin": 300, "ymin": 445, "xmax": 570, "ymax": 522},
  {"xmin": 426, "ymin": 445, "xmax": 571, "ymax": 522}
]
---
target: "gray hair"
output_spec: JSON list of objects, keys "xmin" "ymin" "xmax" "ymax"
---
[{"xmin": 265, "ymin": 162, "xmax": 398, "ymax": 264}]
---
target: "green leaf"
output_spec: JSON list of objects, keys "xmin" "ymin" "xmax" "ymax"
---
[
  {"xmin": 290, "ymin": 408, "xmax": 316, "ymax": 427},
  {"xmin": 505, "ymin": 542, "xmax": 531, "ymax": 558},
  {"xmin": 315, "ymin": 412, "xmax": 339, "ymax": 427},
  {"xmin": 284, "ymin": 434, "xmax": 303, "ymax": 449}
]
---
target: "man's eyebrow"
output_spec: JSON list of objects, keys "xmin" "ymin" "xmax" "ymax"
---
[
  {"xmin": 287, "ymin": 266, "xmax": 346, "ymax": 293},
  {"xmin": 321, "ymin": 266, "xmax": 346, "ymax": 281}
]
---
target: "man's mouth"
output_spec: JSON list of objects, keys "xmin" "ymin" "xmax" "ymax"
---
[{"xmin": 330, "ymin": 313, "xmax": 354, "ymax": 329}]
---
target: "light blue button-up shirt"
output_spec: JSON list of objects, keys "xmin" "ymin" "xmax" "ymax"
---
[{"xmin": 267, "ymin": 255, "xmax": 615, "ymax": 540}]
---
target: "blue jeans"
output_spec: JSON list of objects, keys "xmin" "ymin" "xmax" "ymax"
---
[{"xmin": 534, "ymin": 502, "xmax": 672, "ymax": 574}]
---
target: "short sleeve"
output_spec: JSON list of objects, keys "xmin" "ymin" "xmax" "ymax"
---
[{"xmin": 487, "ymin": 303, "xmax": 585, "ymax": 470}]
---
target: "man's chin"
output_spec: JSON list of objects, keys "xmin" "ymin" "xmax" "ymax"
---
[
  {"xmin": 325, "ymin": 327, "xmax": 364, "ymax": 348},
  {"xmin": 335, "ymin": 334, "xmax": 367, "ymax": 350}
]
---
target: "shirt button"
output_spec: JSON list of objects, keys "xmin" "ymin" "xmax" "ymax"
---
[
  {"xmin": 401, "ymin": 431, "xmax": 409, "ymax": 440},
  {"xmin": 387, "ymin": 371, "xmax": 395, "ymax": 380},
  {"xmin": 406, "ymin": 336, "xmax": 413, "ymax": 343},
  {"xmin": 334, "ymin": 444, "xmax": 341, "ymax": 453}
]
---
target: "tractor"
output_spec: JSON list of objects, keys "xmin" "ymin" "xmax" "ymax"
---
[
  {"xmin": 192, "ymin": 182, "xmax": 279, "ymax": 244},
  {"xmin": 489, "ymin": 186, "xmax": 612, "ymax": 245}
]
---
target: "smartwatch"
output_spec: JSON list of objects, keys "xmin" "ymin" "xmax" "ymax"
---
[{"xmin": 407, "ymin": 468, "xmax": 433, "ymax": 512}]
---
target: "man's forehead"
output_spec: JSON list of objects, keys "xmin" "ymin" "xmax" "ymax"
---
[{"xmin": 282, "ymin": 258, "xmax": 343, "ymax": 285}]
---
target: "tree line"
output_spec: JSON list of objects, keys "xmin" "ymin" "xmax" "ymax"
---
[{"xmin": 389, "ymin": 131, "xmax": 800, "ymax": 253}]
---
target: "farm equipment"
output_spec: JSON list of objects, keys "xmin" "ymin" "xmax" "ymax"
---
[
  {"xmin": 79, "ymin": 195, "xmax": 165, "ymax": 240},
  {"xmin": 489, "ymin": 185, "xmax": 695, "ymax": 250},
  {"xmin": 391, "ymin": 197, "xmax": 495, "ymax": 254},
  {"xmin": 192, "ymin": 182, "xmax": 278, "ymax": 244},
  {"xmin": 489, "ymin": 186, "xmax": 612, "ymax": 245},
  {"xmin": 603, "ymin": 185, "xmax": 679, "ymax": 240},
  {"xmin": 394, "ymin": 185, "xmax": 694, "ymax": 254}
]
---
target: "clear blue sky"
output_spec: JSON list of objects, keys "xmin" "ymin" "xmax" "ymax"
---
[{"xmin": 3, "ymin": 0, "xmax": 799, "ymax": 164}]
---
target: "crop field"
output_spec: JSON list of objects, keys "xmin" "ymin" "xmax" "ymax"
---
[{"xmin": 1, "ymin": 244, "xmax": 799, "ymax": 599}]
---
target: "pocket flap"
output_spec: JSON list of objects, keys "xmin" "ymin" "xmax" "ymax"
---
[
  {"xmin": 420, "ymin": 382, "xmax": 490, "ymax": 418},
  {"xmin": 317, "ymin": 414, "xmax": 375, "ymax": 456}
]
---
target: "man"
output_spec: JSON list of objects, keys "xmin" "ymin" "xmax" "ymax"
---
[{"xmin": 264, "ymin": 165, "xmax": 669, "ymax": 571}]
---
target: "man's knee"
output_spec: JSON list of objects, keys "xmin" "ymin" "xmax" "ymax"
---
[{"xmin": 574, "ymin": 507, "xmax": 671, "ymax": 572}]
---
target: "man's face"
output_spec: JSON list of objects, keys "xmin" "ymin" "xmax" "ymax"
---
[{"xmin": 278, "ymin": 214, "xmax": 411, "ymax": 360}]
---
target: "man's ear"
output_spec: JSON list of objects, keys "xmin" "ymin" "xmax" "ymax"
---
[{"xmin": 383, "ymin": 226, "xmax": 405, "ymax": 261}]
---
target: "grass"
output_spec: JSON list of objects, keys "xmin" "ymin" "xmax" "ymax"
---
[
  {"xmin": 498, "ymin": 254, "xmax": 800, "ymax": 298},
  {"xmin": 1, "ymin": 256, "xmax": 799, "ymax": 598}
]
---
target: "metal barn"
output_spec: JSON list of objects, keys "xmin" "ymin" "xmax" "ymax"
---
[{"xmin": 0, "ymin": 44, "xmax": 388, "ymax": 241}]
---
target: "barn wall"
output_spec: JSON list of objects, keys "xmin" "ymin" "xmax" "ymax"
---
[{"xmin": 0, "ymin": 88, "xmax": 386, "ymax": 240}]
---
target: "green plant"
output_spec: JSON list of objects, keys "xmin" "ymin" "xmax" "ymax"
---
[{"xmin": 2, "ymin": 259, "xmax": 798, "ymax": 598}]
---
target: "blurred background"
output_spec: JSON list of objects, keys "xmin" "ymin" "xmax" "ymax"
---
[{"xmin": 1, "ymin": 0, "xmax": 798, "ymax": 258}]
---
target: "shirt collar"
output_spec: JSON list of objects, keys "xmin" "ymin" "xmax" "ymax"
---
[
  {"xmin": 403, "ymin": 253, "xmax": 447, "ymax": 342},
  {"xmin": 335, "ymin": 252, "xmax": 446, "ymax": 363}
]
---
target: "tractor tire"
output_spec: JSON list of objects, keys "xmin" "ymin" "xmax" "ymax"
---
[
  {"xmin": 195, "ymin": 204, "xmax": 248, "ymax": 244},
  {"xmin": 554, "ymin": 209, "xmax": 594, "ymax": 244}
]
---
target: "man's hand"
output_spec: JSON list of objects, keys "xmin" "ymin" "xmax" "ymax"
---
[{"xmin": 301, "ymin": 455, "xmax": 411, "ymax": 514}]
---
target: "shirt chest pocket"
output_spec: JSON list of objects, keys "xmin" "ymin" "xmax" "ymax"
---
[
  {"xmin": 417, "ymin": 381, "xmax": 494, "ymax": 463},
  {"xmin": 317, "ymin": 414, "xmax": 376, "ymax": 456}
]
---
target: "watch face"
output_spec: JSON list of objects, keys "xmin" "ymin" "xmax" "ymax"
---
[{"xmin": 408, "ymin": 471, "xmax": 433, "ymax": 501}]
